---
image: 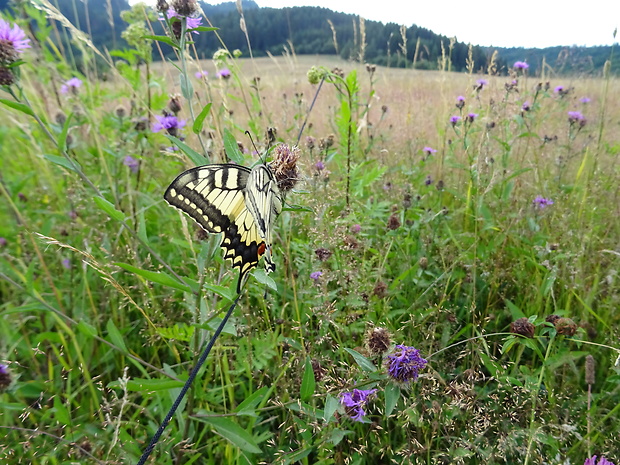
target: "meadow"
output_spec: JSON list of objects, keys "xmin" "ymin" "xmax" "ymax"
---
[{"xmin": 1, "ymin": 2, "xmax": 620, "ymax": 464}]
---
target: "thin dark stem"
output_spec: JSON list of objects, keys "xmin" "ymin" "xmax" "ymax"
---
[
  {"xmin": 296, "ymin": 77, "xmax": 325, "ymax": 146},
  {"xmin": 136, "ymin": 294, "xmax": 242, "ymax": 465}
]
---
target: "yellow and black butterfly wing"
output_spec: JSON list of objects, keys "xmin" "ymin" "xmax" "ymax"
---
[
  {"xmin": 164, "ymin": 164, "xmax": 267, "ymax": 293},
  {"xmin": 245, "ymin": 164, "xmax": 283, "ymax": 274}
]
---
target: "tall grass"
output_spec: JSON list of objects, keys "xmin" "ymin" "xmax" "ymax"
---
[{"xmin": 0, "ymin": 2, "xmax": 619, "ymax": 464}]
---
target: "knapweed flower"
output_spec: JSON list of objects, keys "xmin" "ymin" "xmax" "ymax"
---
[
  {"xmin": 61, "ymin": 258, "xmax": 71, "ymax": 270},
  {"xmin": 152, "ymin": 113, "xmax": 186, "ymax": 136},
  {"xmin": 194, "ymin": 70, "xmax": 208, "ymax": 79},
  {"xmin": 568, "ymin": 110, "xmax": 586, "ymax": 126},
  {"xmin": 466, "ymin": 112, "xmax": 478, "ymax": 123},
  {"xmin": 513, "ymin": 61, "xmax": 529, "ymax": 70},
  {"xmin": 0, "ymin": 363, "xmax": 11, "ymax": 391},
  {"xmin": 60, "ymin": 77, "xmax": 82, "ymax": 95},
  {"xmin": 554, "ymin": 85, "xmax": 569, "ymax": 97},
  {"xmin": 314, "ymin": 160, "xmax": 325, "ymax": 171},
  {"xmin": 450, "ymin": 115, "xmax": 461, "ymax": 126},
  {"xmin": 170, "ymin": 0, "xmax": 198, "ymax": 17},
  {"xmin": 385, "ymin": 344, "xmax": 428, "ymax": 385},
  {"xmin": 0, "ymin": 18, "xmax": 31, "ymax": 63},
  {"xmin": 423, "ymin": 147, "xmax": 437, "ymax": 156},
  {"xmin": 123, "ymin": 155, "xmax": 140, "ymax": 174},
  {"xmin": 310, "ymin": 271, "xmax": 323, "ymax": 281},
  {"xmin": 585, "ymin": 456, "xmax": 615, "ymax": 465},
  {"xmin": 475, "ymin": 78, "xmax": 488, "ymax": 90},
  {"xmin": 340, "ymin": 388, "xmax": 377, "ymax": 422},
  {"xmin": 270, "ymin": 144, "xmax": 300, "ymax": 192},
  {"xmin": 580, "ymin": 97, "xmax": 591, "ymax": 104},
  {"xmin": 216, "ymin": 68, "xmax": 231, "ymax": 79},
  {"xmin": 533, "ymin": 196, "xmax": 554, "ymax": 209},
  {"xmin": 522, "ymin": 101, "xmax": 531, "ymax": 112},
  {"xmin": 350, "ymin": 224, "xmax": 361, "ymax": 234},
  {"xmin": 455, "ymin": 95, "xmax": 465, "ymax": 109},
  {"xmin": 0, "ymin": 237, "xmax": 6, "ymax": 247},
  {"xmin": 305, "ymin": 136, "xmax": 316, "ymax": 150},
  {"xmin": 424, "ymin": 175, "xmax": 433, "ymax": 186}
]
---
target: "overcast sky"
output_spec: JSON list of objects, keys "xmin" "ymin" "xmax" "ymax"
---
[{"xmin": 131, "ymin": 0, "xmax": 619, "ymax": 49}]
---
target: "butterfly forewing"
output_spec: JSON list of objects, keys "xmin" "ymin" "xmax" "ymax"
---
[{"xmin": 164, "ymin": 163, "xmax": 280, "ymax": 293}]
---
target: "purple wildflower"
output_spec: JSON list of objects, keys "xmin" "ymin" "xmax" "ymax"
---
[
  {"xmin": 554, "ymin": 85, "xmax": 564, "ymax": 93},
  {"xmin": 216, "ymin": 68, "xmax": 231, "ymax": 79},
  {"xmin": 456, "ymin": 95, "xmax": 465, "ymax": 109},
  {"xmin": 194, "ymin": 70, "xmax": 208, "ymax": 79},
  {"xmin": 533, "ymin": 196, "xmax": 554, "ymax": 209},
  {"xmin": 385, "ymin": 344, "xmax": 428, "ymax": 384},
  {"xmin": 466, "ymin": 112, "xmax": 478, "ymax": 123},
  {"xmin": 513, "ymin": 61, "xmax": 529, "ymax": 70},
  {"xmin": 522, "ymin": 101, "xmax": 531, "ymax": 112},
  {"xmin": 585, "ymin": 456, "xmax": 615, "ymax": 465},
  {"xmin": 580, "ymin": 97, "xmax": 591, "ymax": 104},
  {"xmin": 62, "ymin": 258, "xmax": 71, "ymax": 270},
  {"xmin": 450, "ymin": 115, "xmax": 461, "ymax": 125},
  {"xmin": 423, "ymin": 147, "xmax": 437, "ymax": 156},
  {"xmin": 0, "ymin": 18, "xmax": 31, "ymax": 57},
  {"xmin": 123, "ymin": 155, "xmax": 140, "ymax": 174},
  {"xmin": 475, "ymin": 78, "xmax": 488, "ymax": 90},
  {"xmin": 350, "ymin": 224, "xmax": 361, "ymax": 234},
  {"xmin": 314, "ymin": 160, "xmax": 325, "ymax": 171},
  {"xmin": 186, "ymin": 16, "xmax": 202, "ymax": 29},
  {"xmin": 0, "ymin": 364, "xmax": 7, "ymax": 374},
  {"xmin": 568, "ymin": 111, "xmax": 586, "ymax": 127},
  {"xmin": 0, "ymin": 363, "xmax": 10, "ymax": 391},
  {"xmin": 0, "ymin": 237, "xmax": 7, "ymax": 247},
  {"xmin": 310, "ymin": 271, "xmax": 323, "ymax": 281},
  {"xmin": 152, "ymin": 114, "xmax": 186, "ymax": 135},
  {"xmin": 425, "ymin": 175, "xmax": 433, "ymax": 186},
  {"xmin": 340, "ymin": 388, "xmax": 377, "ymax": 422},
  {"xmin": 60, "ymin": 77, "xmax": 82, "ymax": 95}
]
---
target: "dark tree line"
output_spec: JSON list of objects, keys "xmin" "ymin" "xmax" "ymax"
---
[{"xmin": 0, "ymin": 0, "xmax": 616, "ymax": 75}]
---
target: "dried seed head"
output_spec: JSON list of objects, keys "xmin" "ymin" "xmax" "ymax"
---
[
  {"xmin": 585, "ymin": 355, "xmax": 595, "ymax": 385},
  {"xmin": 266, "ymin": 127, "xmax": 277, "ymax": 144},
  {"xmin": 387, "ymin": 214, "xmax": 401, "ymax": 230},
  {"xmin": 545, "ymin": 314, "xmax": 561, "ymax": 325},
  {"xmin": 418, "ymin": 257, "xmax": 428, "ymax": 269},
  {"xmin": 555, "ymin": 317, "xmax": 577, "ymax": 336},
  {"xmin": 171, "ymin": 0, "xmax": 197, "ymax": 17},
  {"xmin": 115, "ymin": 105, "xmax": 126, "ymax": 119},
  {"xmin": 510, "ymin": 317, "xmax": 535, "ymax": 338},
  {"xmin": 372, "ymin": 281, "xmax": 388, "ymax": 298},
  {"xmin": 269, "ymin": 144, "xmax": 300, "ymax": 193},
  {"xmin": 315, "ymin": 247, "xmax": 332, "ymax": 261},
  {"xmin": 168, "ymin": 94, "xmax": 182, "ymax": 114},
  {"xmin": 0, "ymin": 66, "xmax": 14, "ymax": 86},
  {"xmin": 365, "ymin": 327, "xmax": 391, "ymax": 356}
]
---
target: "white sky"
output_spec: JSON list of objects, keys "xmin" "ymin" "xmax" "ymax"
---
[{"xmin": 131, "ymin": 0, "xmax": 619, "ymax": 48}]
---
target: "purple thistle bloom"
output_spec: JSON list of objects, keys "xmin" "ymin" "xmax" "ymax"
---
[
  {"xmin": 450, "ymin": 115, "xmax": 461, "ymax": 125},
  {"xmin": 60, "ymin": 77, "xmax": 82, "ymax": 95},
  {"xmin": 166, "ymin": 8, "xmax": 202, "ymax": 33},
  {"xmin": 424, "ymin": 175, "xmax": 433, "ymax": 186},
  {"xmin": 456, "ymin": 95, "xmax": 465, "ymax": 102},
  {"xmin": 385, "ymin": 344, "xmax": 428, "ymax": 384},
  {"xmin": 568, "ymin": 110, "xmax": 586, "ymax": 126},
  {"xmin": 475, "ymin": 78, "xmax": 488, "ymax": 90},
  {"xmin": 340, "ymin": 388, "xmax": 377, "ymax": 422},
  {"xmin": 580, "ymin": 97, "xmax": 591, "ymax": 104},
  {"xmin": 0, "ymin": 237, "xmax": 7, "ymax": 247},
  {"xmin": 62, "ymin": 258, "xmax": 71, "ymax": 270},
  {"xmin": 314, "ymin": 160, "xmax": 325, "ymax": 171},
  {"xmin": 513, "ymin": 61, "xmax": 529, "ymax": 70},
  {"xmin": 194, "ymin": 70, "xmax": 208, "ymax": 79},
  {"xmin": 0, "ymin": 363, "xmax": 7, "ymax": 374},
  {"xmin": 0, "ymin": 18, "xmax": 31, "ymax": 55},
  {"xmin": 310, "ymin": 271, "xmax": 323, "ymax": 281},
  {"xmin": 522, "ymin": 101, "xmax": 531, "ymax": 112},
  {"xmin": 467, "ymin": 112, "xmax": 478, "ymax": 122},
  {"xmin": 152, "ymin": 114, "xmax": 186, "ymax": 134},
  {"xmin": 423, "ymin": 146, "xmax": 437, "ymax": 156},
  {"xmin": 350, "ymin": 224, "xmax": 361, "ymax": 234},
  {"xmin": 455, "ymin": 95, "xmax": 465, "ymax": 109},
  {"xmin": 533, "ymin": 196, "xmax": 554, "ymax": 209},
  {"xmin": 123, "ymin": 155, "xmax": 140, "ymax": 174},
  {"xmin": 216, "ymin": 68, "xmax": 232, "ymax": 79},
  {"xmin": 585, "ymin": 456, "xmax": 616, "ymax": 465}
]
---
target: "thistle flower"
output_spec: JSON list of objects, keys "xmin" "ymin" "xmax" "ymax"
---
[
  {"xmin": 522, "ymin": 101, "xmax": 531, "ymax": 112},
  {"xmin": 554, "ymin": 85, "xmax": 569, "ymax": 97},
  {"xmin": 0, "ymin": 18, "xmax": 31, "ymax": 63},
  {"xmin": 385, "ymin": 345, "xmax": 428, "ymax": 385},
  {"xmin": 0, "ymin": 363, "xmax": 11, "ymax": 391},
  {"xmin": 61, "ymin": 258, "xmax": 71, "ymax": 270},
  {"xmin": 422, "ymin": 147, "xmax": 437, "ymax": 156},
  {"xmin": 194, "ymin": 70, "xmax": 208, "ymax": 79},
  {"xmin": 533, "ymin": 196, "xmax": 553, "ymax": 209},
  {"xmin": 152, "ymin": 113, "xmax": 186, "ymax": 136},
  {"xmin": 269, "ymin": 144, "xmax": 300, "ymax": 192},
  {"xmin": 387, "ymin": 213, "xmax": 400, "ymax": 230},
  {"xmin": 170, "ymin": 0, "xmax": 198, "ymax": 17},
  {"xmin": 424, "ymin": 175, "xmax": 433, "ymax": 186},
  {"xmin": 340, "ymin": 388, "xmax": 377, "ymax": 422},
  {"xmin": 124, "ymin": 155, "xmax": 140, "ymax": 174},
  {"xmin": 580, "ymin": 97, "xmax": 591, "ymax": 104},
  {"xmin": 475, "ymin": 78, "xmax": 488, "ymax": 91},
  {"xmin": 60, "ymin": 77, "xmax": 83, "ymax": 95},
  {"xmin": 314, "ymin": 160, "xmax": 325, "ymax": 171},
  {"xmin": 168, "ymin": 94, "xmax": 182, "ymax": 114},
  {"xmin": 513, "ymin": 61, "xmax": 529, "ymax": 70},
  {"xmin": 310, "ymin": 271, "xmax": 323, "ymax": 281},
  {"xmin": 466, "ymin": 112, "xmax": 478, "ymax": 123},
  {"xmin": 0, "ymin": 237, "xmax": 7, "ymax": 247},
  {"xmin": 305, "ymin": 136, "xmax": 316, "ymax": 150},
  {"xmin": 216, "ymin": 68, "xmax": 231, "ymax": 79},
  {"xmin": 455, "ymin": 95, "xmax": 465, "ymax": 109},
  {"xmin": 585, "ymin": 456, "xmax": 615, "ymax": 465},
  {"xmin": 350, "ymin": 224, "xmax": 361, "ymax": 234},
  {"xmin": 450, "ymin": 115, "xmax": 461, "ymax": 126},
  {"xmin": 568, "ymin": 110, "xmax": 586, "ymax": 127}
]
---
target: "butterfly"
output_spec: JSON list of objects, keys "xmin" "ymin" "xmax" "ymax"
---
[{"xmin": 164, "ymin": 163, "xmax": 283, "ymax": 294}]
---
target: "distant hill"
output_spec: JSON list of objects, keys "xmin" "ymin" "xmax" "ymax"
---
[{"xmin": 0, "ymin": 0, "xmax": 616, "ymax": 75}]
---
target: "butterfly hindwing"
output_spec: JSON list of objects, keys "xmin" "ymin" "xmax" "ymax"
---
[{"xmin": 164, "ymin": 163, "xmax": 281, "ymax": 293}]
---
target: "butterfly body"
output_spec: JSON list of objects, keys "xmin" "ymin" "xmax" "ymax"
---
[{"xmin": 164, "ymin": 163, "xmax": 283, "ymax": 293}]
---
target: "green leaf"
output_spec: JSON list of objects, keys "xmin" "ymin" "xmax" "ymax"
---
[
  {"xmin": 235, "ymin": 386, "xmax": 269, "ymax": 416},
  {"xmin": 282, "ymin": 447, "xmax": 313, "ymax": 464},
  {"xmin": 165, "ymin": 134, "xmax": 208, "ymax": 165},
  {"xmin": 223, "ymin": 128, "xmax": 244, "ymax": 164},
  {"xmin": 0, "ymin": 98, "xmax": 35, "ymax": 117},
  {"xmin": 193, "ymin": 102, "xmax": 212, "ymax": 135},
  {"xmin": 323, "ymin": 395, "xmax": 339, "ymax": 422},
  {"xmin": 330, "ymin": 429, "xmax": 351, "ymax": 446},
  {"xmin": 384, "ymin": 383, "xmax": 400, "ymax": 416},
  {"xmin": 252, "ymin": 269, "xmax": 277, "ymax": 291},
  {"xmin": 57, "ymin": 112, "xmax": 73, "ymax": 153},
  {"xmin": 143, "ymin": 34, "xmax": 178, "ymax": 49},
  {"xmin": 300, "ymin": 357, "xmax": 315, "ymax": 402},
  {"xmin": 344, "ymin": 348, "xmax": 377, "ymax": 372},
  {"xmin": 180, "ymin": 73, "xmax": 193, "ymax": 101},
  {"xmin": 115, "ymin": 262, "xmax": 193, "ymax": 293},
  {"xmin": 191, "ymin": 26, "xmax": 218, "ymax": 33},
  {"xmin": 119, "ymin": 378, "xmax": 184, "ymax": 391},
  {"xmin": 94, "ymin": 196, "xmax": 125, "ymax": 222},
  {"xmin": 106, "ymin": 319, "xmax": 128, "ymax": 353},
  {"xmin": 53, "ymin": 396, "xmax": 70, "ymax": 425},
  {"xmin": 43, "ymin": 154, "xmax": 81, "ymax": 173},
  {"xmin": 199, "ymin": 417, "xmax": 262, "ymax": 454},
  {"xmin": 76, "ymin": 320, "xmax": 97, "ymax": 338}
]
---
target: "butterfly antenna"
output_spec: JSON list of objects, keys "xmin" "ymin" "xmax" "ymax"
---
[{"xmin": 245, "ymin": 130, "xmax": 267, "ymax": 165}]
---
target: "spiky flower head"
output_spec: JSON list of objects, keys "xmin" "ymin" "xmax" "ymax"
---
[
  {"xmin": 385, "ymin": 345, "xmax": 428, "ymax": 385},
  {"xmin": 0, "ymin": 66, "xmax": 14, "ymax": 86},
  {"xmin": 269, "ymin": 144, "xmax": 300, "ymax": 192},
  {"xmin": 513, "ymin": 61, "xmax": 529, "ymax": 70},
  {"xmin": 450, "ymin": 115, "xmax": 461, "ymax": 126},
  {"xmin": 0, "ymin": 363, "xmax": 11, "ymax": 391},
  {"xmin": 585, "ymin": 456, "xmax": 616, "ymax": 465},
  {"xmin": 152, "ymin": 113, "xmax": 186, "ymax": 137},
  {"xmin": 60, "ymin": 77, "xmax": 83, "ymax": 95},
  {"xmin": 170, "ymin": 0, "xmax": 197, "ymax": 17},
  {"xmin": 366, "ymin": 327, "xmax": 392, "ymax": 356},
  {"xmin": 0, "ymin": 18, "xmax": 30, "ymax": 64},
  {"xmin": 216, "ymin": 68, "xmax": 231, "ymax": 79},
  {"xmin": 533, "ymin": 196, "xmax": 553, "ymax": 209},
  {"xmin": 340, "ymin": 388, "xmax": 377, "ymax": 422}
]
